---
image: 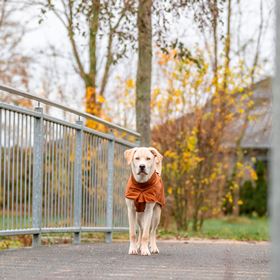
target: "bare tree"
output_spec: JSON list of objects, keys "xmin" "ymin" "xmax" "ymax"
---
[
  {"xmin": 135, "ymin": 0, "xmax": 153, "ymax": 145},
  {"xmin": 0, "ymin": 0, "xmax": 31, "ymax": 104},
  {"xmin": 42, "ymin": 0, "xmax": 136, "ymax": 123},
  {"xmin": 135, "ymin": 0, "xmax": 210, "ymax": 145}
]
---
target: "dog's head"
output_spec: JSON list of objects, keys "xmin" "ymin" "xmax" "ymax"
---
[{"xmin": 124, "ymin": 147, "xmax": 163, "ymax": 183}]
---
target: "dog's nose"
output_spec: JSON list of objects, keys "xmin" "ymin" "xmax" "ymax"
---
[{"xmin": 139, "ymin": 164, "xmax": 145, "ymax": 170}]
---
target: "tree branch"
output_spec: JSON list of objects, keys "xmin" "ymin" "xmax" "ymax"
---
[
  {"xmin": 65, "ymin": 0, "xmax": 87, "ymax": 81},
  {"xmin": 99, "ymin": 1, "xmax": 133, "ymax": 96},
  {"xmin": 250, "ymin": 0, "xmax": 264, "ymax": 84},
  {"xmin": 0, "ymin": 0, "xmax": 6, "ymax": 28}
]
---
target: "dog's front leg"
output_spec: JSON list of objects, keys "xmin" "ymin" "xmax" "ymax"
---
[
  {"xmin": 136, "ymin": 212, "xmax": 143, "ymax": 251},
  {"xmin": 140, "ymin": 202, "xmax": 156, "ymax": 256},
  {"xmin": 150, "ymin": 204, "xmax": 161, "ymax": 254},
  {"xmin": 125, "ymin": 198, "xmax": 138, "ymax": 255}
]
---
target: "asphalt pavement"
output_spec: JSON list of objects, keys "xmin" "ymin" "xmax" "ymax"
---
[{"xmin": 0, "ymin": 240, "xmax": 270, "ymax": 280}]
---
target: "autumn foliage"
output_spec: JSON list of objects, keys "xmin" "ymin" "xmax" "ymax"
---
[
  {"xmin": 108, "ymin": 43, "xmax": 259, "ymax": 232},
  {"xmin": 152, "ymin": 48, "xmax": 258, "ymax": 231}
]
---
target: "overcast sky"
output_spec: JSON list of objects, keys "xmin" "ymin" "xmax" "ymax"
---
[{"xmin": 12, "ymin": 0, "xmax": 275, "ymax": 127}]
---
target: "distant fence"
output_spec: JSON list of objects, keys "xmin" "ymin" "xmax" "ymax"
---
[{"xmin": 0, "ymin": 85, "xmax": 139, "ymax": 246}]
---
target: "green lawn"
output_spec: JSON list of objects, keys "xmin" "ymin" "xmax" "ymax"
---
[
  {"xmin": 158, "ymin": 216, "xmax": 269, "ymax": 241},
  {"xmin": 0, "ymin": 216, "xmax": 269, "ymax": 250}
]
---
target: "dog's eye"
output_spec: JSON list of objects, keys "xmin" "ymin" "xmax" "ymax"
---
[
  {"xmin": 135, "ymin": 157, "xmax": 140, "ymax": 160},
  {"xmin": 146, "ymin": 157, "xmax": 151, "ymax": 160}
]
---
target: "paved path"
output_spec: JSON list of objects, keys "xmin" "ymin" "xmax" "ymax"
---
[{"xmin": 0, "ymin": 241, "xmax": 270, "ymax": 280}]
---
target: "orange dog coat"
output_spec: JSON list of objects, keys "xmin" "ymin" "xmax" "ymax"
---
[{"xmin": 125, "ymin": 172, "xmax": 166, "ymax": 212}]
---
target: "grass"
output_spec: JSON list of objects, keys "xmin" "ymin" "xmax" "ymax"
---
[
  {"xmin": 0, "ymin": 216, "xmax": 269, "ymax": 250},
  {"xmin": 158, "ymin": 216, "xmax": 269, "ymax": 241}
]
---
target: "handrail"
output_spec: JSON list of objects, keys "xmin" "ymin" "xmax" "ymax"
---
[
  {"xmin": 0, "ymin": 96, "xmax": 134, "ymax": 244},
  {"xmin": 0, "ymin": 84, "xmax": 140, "ymax": 137}
]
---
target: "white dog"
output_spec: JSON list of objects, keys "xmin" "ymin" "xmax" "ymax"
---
[{"xmin": 124, "ymin": 147, "xmax": 165, "ymax": 256}]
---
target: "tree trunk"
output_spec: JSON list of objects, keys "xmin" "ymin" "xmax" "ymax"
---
[
  {"xmin": 223, "ymin": 0, "xmax": 231, "ymax": 90},
  {"xmin": 232, "ymin": 184, "xmax": 240, "ymax": 216},
  {"xmin": 212, "ymin": 0, "xmax": 218, "ymax": 90},
  {"xmin": 136, "ymin": 0, "xmax": 152, "ymax": 146},
  {"xmin": 86, "ymin": 0, "xmax": 101, "ymax": 121}
]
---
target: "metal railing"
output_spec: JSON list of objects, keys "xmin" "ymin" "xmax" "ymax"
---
[{"xmin": 0, "ymin": 85, "xmax": 139, "ymax": 246}]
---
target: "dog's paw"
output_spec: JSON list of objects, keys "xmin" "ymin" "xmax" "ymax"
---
[
  {"xmin": 128, "ymin": 245, "xmax": 138, "ymax": 255},
  {"xmin": 150, "ymin": 246, "xmax": 159, "ymax": 254},
  {"xmin": 140, "ymin": 246, "xmax": 151, "ymax": 256}
]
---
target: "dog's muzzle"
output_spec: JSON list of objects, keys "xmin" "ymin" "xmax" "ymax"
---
[{"xmin": 137, "ymin": 165, "xmax": 147, "ymax": 175}]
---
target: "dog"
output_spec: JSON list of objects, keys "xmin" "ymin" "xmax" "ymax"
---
[{"xmin": 124, "ymin": 147, "xmax": 165, "ymax": 256}]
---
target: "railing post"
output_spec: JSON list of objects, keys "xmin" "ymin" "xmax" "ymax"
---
[
  {"xmin": 272, "ymin": 1, "xmax": 280, "ymax": 278},
  {"xmin": 105, "ymin": 130, "xmax": 115, "ymax": 243},
  {"xmin": 73, "ymin": 120, "xmax": 83, "ymax": 244},
  {"xmin": 32, "ymin": 106, "xmax": 44, "ymax": 247}
]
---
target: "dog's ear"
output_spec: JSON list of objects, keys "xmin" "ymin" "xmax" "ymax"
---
[
  {"xmin": 124, "ymin": 148, "xmax": 138, "ymax": 165},
  {"xmin": 148, "ymin": 147, "xmax": 163, "ymax": 176}
]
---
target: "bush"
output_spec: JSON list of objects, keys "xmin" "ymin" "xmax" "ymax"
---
[{"xmin": 240, "ymin": 160, "xmax": 267, "ymax": 217}]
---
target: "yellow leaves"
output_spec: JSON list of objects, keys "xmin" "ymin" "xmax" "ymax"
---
[
  {"xmin": 153, "ymin": 88, "xmax": 160, "ymax": 97},
  {"xmin": 236, "ymin": 162, "xmax": 243, "ymax": 169},
  {"xmin": 170, "ymin": 49, "xmax": 177, "ymax": 57},
  {"xmin": 251, "ymin": 157, "xmax": 256, "ymax": 163},
  {"xmin": 238, "ymin": 199, "xmax": 243, "ymax": 205},
  {"xmin": 232, "ymin": 182, "xmax": 239, "ymax": 190},
  {"xmin": 236, "ymin": 162, "xmax": 246, "ymax": 179},
  {"xmin": 164, "ymin": 150, "xmax": 177, "ymax": 159},
  {"xmin": 238, "ymin": 87, "xmax": 244, "ymax": 93},
  {"xmin": 227, "ymin": 96, "xmax": 235, "ymax": 106},
  {"xmin": 236, "ymin": 161, "xmax": 258, "ymax": 181},
  {"xmin": 158, "ymin": 53, "xmax": 169, "ymax": 65},
  {"xmin": 225, "ymin": 192, "xmax": 233, "ymax": 204},
  {"xmin": 173, "ymin": 89, "xmax": 182, "ymax": 97},
  {"xmin": 85, "ymin": 86, "xmax": 105, "ymax": 109},
  {"xmin": 247, "ymin": 90, "xmax": 254, "ymax": 97},
  {"xmin": 167, "ymin": 187, "xmax": 173, "ymax": 195},
  {"xmin": 18, "ymin": 98, "xmax": 32, "ymax": 108},
  {"xmin": 86, "ymin": 86, "xmax": 95, "ymax": 100},
  {"xmin": 212, "ymin": 96, "xmax": 220, "ymax": 106},
  {"xmin": 158, "ymin": 49, "xmax": 177, "ymax": 66},
  {"xmin": 202, "ymin": 112, "xmax": 213, "ymax": 120},
  {"xmin": 172, "ymin": 72, "xmax": 178, "ymax": 80},
  {"xmin": 247, "ymin": 100, "xmax": 254, "ymax": 108},
  {"xmin": 248, "ymin": 115, "xmax": 257, "ymax": 122},
  {"xmin": 156, "ymin": 99, "xmax": 163, "ymax": 110},
  {"xmin": 240, "ymin": 93, "xmax": 249, "ymax": 101},
  {"xmin": 201, "ymin": 178, "xmax": 209, "ymax": 185},
  {"xmin": 193, "ymin": 78, "xmax": 203, "ymax": 89},
  {"xmin": 249, "ymin": 169, "xmax": 258, "ymax": 181},
  {"xmin": 151, "ymin": 88, "xmax": 162, "ymax": 108},
  {"xmin": 96, "ymin": 95, "xmax": 105, "ymax": 104},
  {"xmin": 187, "ymin": 135, "xmax": 197, "ymax": 152},
  {"xmin": 0, "ymin": 239, "xmax": 22, "ymax": 250},
  {"xmin": 175, "ymin": 97, "xmax": 181, "ymax": 105},
  {"xmin": 210, "ymin": 172, "xmax": 217, "ymax": 181},
  {"xmin": 125, "ymin": 79, "xmax": 134, "ymax": 89},
  {"xmin": 70, "ymin": 153, "xmax": 75, "ymax": 161},
  {"xmin": 108, "ymin": 76, "xmax": 136, "ymax": 115},
  {"xmin": 225, "ymin": 112, "xmax": 234, "ymax": 122},
  {"xmin": 183, "ymin": 151, "xmax": 191, "ymax": 161},
  {"xmin": 145, "ymin": 49, "xmax": 265, "ymax": 222},
  {"xmin": 182, "ymin": 152, "xmax": 203, "ymax": 171}
]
